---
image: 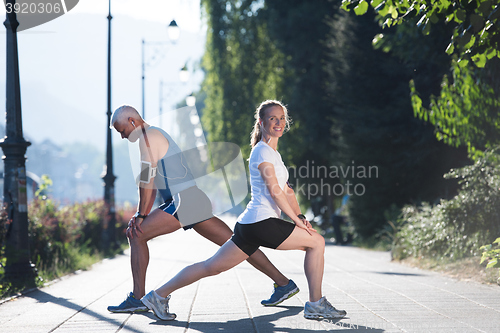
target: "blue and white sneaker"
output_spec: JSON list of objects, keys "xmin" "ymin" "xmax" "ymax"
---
[
  {"xmin": 107, "ymin": 292, "xmax": 148, "ymax": 313},
  {"xmin": 261, "ymin": 279, "xmax": 299, "ymax": 306}
]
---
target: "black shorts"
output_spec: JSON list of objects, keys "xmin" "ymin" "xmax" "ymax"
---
[
  {"xmin": 159, "ymin": 186, "xmax": 214, "ymax": 230},
  {"xmin": 231, "ymin": 218, "xmax": 296, "ymax": 256}
]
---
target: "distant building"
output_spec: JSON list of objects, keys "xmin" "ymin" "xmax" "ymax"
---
[
  {"xmin": 1, "ymin": 123, "xmax": 138, "ymax": 205},
  {"xmin": 25, "ymin": 139, "xmax": 79, "ymax": 203}
]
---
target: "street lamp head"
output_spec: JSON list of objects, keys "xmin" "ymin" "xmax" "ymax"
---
[
  {"xmin": 167, "ymin": 20, "xmax": 180, "ymax": 41},
  {"xmin": 186, "ymin": 93, "xmax": 196, "ymax": 107},
  {"xmin": 179, "ymin": 64, "xmax": 189, "ymax": 82}
]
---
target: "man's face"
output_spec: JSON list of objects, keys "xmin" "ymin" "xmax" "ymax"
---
[{"xmin": 114, "ymin": 120, "xmax": 138, "ymax": 142}]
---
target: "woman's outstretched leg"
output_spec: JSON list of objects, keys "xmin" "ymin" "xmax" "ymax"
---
[
  {"xmin": 142, "ymin": 240, "xmax": 248, "ymax": 320},
  {"xmin": 156, "ymin": 240, "xmax": 248, "ymax": 297}
]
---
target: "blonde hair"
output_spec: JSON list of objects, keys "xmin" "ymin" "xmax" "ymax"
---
[{"xmin": 250, "ymin": 100, "xmax": 291, "ymax": 148}]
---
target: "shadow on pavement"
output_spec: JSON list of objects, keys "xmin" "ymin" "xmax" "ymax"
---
[
  {"xmin": 145, "ymin": 305, "xmax": 385, "ymax": 332},
  {"xmin": 373, "ymin": 271, "xmax": 426, "ymax": 277},
  {"xmin": 24, "ymin": 290, "xmax": 143, "ymax": 333}
]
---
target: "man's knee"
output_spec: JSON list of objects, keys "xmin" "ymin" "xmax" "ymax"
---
[{"xmin": 128, "ymin": 234, "xmax": 149, "ymax": 246}]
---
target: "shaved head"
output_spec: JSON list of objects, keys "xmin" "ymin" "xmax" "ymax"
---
[{"xmin": 110, "ymin": 105, "xmax": 142, "ymax": 128}]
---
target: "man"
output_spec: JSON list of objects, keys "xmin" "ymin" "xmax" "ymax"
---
[{"xmin": 107, "ymin": 105, "xmax": 299, "ymax": 312}]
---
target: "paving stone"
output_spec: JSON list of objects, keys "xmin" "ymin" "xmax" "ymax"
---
[{"xmin": 1, "ymin": 214, "xmax": 499, "ymax": 332}]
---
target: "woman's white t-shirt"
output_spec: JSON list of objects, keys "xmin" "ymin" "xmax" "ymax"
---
[{"xmin": 237, "ymin": 141, "xmax": 289, "ymax": 224}]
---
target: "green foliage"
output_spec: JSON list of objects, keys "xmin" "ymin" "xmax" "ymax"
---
[
  {"xmin": 0, "ymin": 208, "xmax": 8, "ymax": 269},
  {"xmin": 263, "ymin": 0, "xmax": 339, "ymax": 169},
  {"xmin": 480, "ymin": 237, "xmax": 500, "ymax": 283},
  {"xmin": 480, "ymin": 237, "xmax": 500, "ymax": 268},
  {"xmin": 35, "ymin": 174, "xmax": 53, "ymax": 199},
  {"xmin": 393, "ymin": 149, "xmax": 500, "ymax": 260},
  {"xmin": 338, "ymin": 0, "xmax": 500, "ymax": 248},
  {"xmin": 200, "ymin": 0, "xmax": 288, "ymax": 158},
  {"xmin": 200, "ymin": 0, "xmax": 337, "ymax": 164},
  {"xmin": 1, "ymin": 200, "xmax": 132, "ymax": 297},
  {"xmin": 29, "ymin": 199, "xmax": 98, "ymax": 278},
  {"xmin": 341, "ymin": 0, "xmax": 500, "ymax": 68},
  {"xmin": 411, "ymin": 59, "xmax": 500, "ymax": 159},
  {"xmin": 342, "ymin": 1, "xmax": 500, "ymax": 162},
  {"xmin": 200, "ymin": 0, "xmax": 340, "ymax": 225},
  {"xmin": 326, "ymin": 5, "xmax": 467, "ymax": 239},
  {"xmin": 199, "ymin": 0, "xmax": 468, "ymax": 242}
]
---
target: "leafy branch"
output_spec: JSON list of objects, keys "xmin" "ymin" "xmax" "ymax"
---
[
  {"xmin": 480, "ymin": 237, "xmax": 500, "ymax": 284},
  {"xmin": 341, "ymin": 0, "xmax": 500, "ymax": 68}
]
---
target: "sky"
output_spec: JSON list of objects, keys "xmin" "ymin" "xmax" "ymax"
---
[
  {"xmin": 74, "ymin": 0, "xmax": 204, "ymax": 34},
  {"xmin": 0, "ymin": 0, "xmax": 206, "ymax": 149}
]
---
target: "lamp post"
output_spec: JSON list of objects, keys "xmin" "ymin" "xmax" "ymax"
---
[
  {"xmin": 141, "ymin": 20, "xmax": 180, "ymax": 119},
  {"xmin": 186, "ymin": 93, "xmax": 196, "ymax": 107},
  {"xmin": 158, "ymin": 65, "xmax": 190, "ymax": 128},
  {"xmin": 102, "ymin": 0, "xmax": 116, "ymax": 251},
  {"xmin": 0, "ymin": 0, "xmax": 36, "ymax": 284},
  {"xmin": 179, "ymin": 64, "xmax": 189, "ymax": 83}
]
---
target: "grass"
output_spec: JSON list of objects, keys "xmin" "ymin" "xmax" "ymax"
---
[
  {"xmin": 396, "ymin": 255, "xmax": 500, "ymax": 286},
  {"xmin": 36, "ymin": 247, "xmax": 104, "ymax": 284}
]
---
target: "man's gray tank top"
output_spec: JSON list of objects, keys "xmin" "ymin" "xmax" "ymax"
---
[{"xmin": 147, "ymin": 126, "xmax": 196, "ymax": 200}]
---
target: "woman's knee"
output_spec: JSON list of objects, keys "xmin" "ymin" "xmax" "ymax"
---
[{"xmin": 311, "ymin": 233, "xmax": 325, "ymax": 251}]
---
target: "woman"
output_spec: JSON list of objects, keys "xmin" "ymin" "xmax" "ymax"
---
[{"xmin": 141, "ymin": 100, "xmax": 346, "ymax": 320}]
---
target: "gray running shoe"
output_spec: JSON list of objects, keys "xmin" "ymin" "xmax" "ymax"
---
[
  {"xmin": 107, "ymin": 292, "xmax": 148, "ymax": 313},
  {"xmin": 304, "ymin": 296, "xmax": 346, "ymax": 319},
  {"xmin": 141, "ymin": 291, "xmax": 176, "ymax": 321}
]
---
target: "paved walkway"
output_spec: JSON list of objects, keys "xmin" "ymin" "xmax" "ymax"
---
[{"xmin": 1, "ymin": 214, "xmax": 499, "ymax": 333}]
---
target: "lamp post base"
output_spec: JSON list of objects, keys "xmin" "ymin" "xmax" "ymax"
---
[{"xmin": 3, "ymin": 262, "xmax": 37, "ymax": 288}]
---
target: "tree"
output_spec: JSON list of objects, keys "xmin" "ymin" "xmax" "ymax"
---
[
  {"xmin": 198, "ymin": 0, "xmax": 467, "ymax": 240},
  {"xmin": 200, "ymin": 0, "xmax": 287, "ymax": 158},
  {"xmin": 341, "ymin": 0, "xmax": 500, "ymax": 68},
  {"xmin": 326, "ymin": 5, "xmax": 468, "ymax": 238},
  {"xmin": 200, "ymin": 0, "xmax": 341, "ymax": 220},
  {"xmin": 259, "ymin": 0, "xmax": 343, "ymax": 222},
  {"xmin": 411, "ymin": 58, "xmax": 500, "ymax": 158},
  {"xmin": 341, "ymin": 0, "xmax": 500, "ymax": 159}
]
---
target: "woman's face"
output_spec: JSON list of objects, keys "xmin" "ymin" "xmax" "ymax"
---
[{"xmin": 261, "ymin": 105, "xmax": 286, "ymax": 139}]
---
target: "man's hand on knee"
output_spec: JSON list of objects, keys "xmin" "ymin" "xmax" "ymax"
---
[{"xmin": 127, "ymin": 216, "xmax": 145, "ymax": 239}]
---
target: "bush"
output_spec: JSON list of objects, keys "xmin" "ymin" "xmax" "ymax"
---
[
  {"xmin": 0, "ymin": 208, "xmax": 9, "ymax": 271},
  {"xmin": 480, "ymin": 237, "xmax": 500, "ymax": 285},
  {"xmin": 1, "ymin": 199, "xmax": 133, "ymax": 294},
  {"xmin": 393, "ymin": 149, "xmax": 500, "ymax": 260}
]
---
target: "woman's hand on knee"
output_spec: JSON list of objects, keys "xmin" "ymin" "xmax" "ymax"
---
[{"xmin": 295, "ymin": 218, "xmax": 316, "ymax": 235}]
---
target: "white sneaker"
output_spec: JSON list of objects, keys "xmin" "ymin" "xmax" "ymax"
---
[
  {"xmin": 304, "ymin": 296, "xmax": 346, "ymax": 319},
  {"xmin": 141, "ymin": 291, "xmax": 176, "ymax": 321}
]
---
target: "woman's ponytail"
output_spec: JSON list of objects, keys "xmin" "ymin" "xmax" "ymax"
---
[{"xmin": 250, "ymin": 120, "xmax": 262, "ymax": 148}]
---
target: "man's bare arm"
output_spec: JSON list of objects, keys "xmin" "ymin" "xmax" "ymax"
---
[{"xmin": 129, "ymin": 128, "xmax": 169, "ymax": 237}]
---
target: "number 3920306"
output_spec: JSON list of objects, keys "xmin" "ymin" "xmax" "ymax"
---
[{"xmin": 5, "ymin": 2, "xmax": 64, "ymax": 14}]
